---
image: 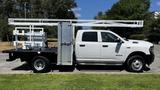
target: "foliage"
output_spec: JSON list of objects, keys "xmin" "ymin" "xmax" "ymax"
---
[
  {"xmin": 147, "ymin": 33, "xmax": 160, "ymax": 44},
  {"xmin": 105, "ymin": 0, "xmax": 150, "ymax": 20},
  {"xmin": 0, "ymin": 74, "xmax": 160, "ymax": 90},
  {"xmin": 147, "ymin": 15, "xmax": 160, "ymax": 43},
  {"xmin": 0, "ymin": 19, "xmax": 12, "ymax": 41},
  {"xmin": 0, "ymin": 0, "xmax": 77, "ymax": 41},
  {"xmin": 95, "ymin": 0, "xmax": 152, "ymax": 39},
  {"xmin": 129, "ymin": 34, "xmax": 145, "ymax": 40}
]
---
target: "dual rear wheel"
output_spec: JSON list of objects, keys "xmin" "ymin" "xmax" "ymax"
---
[
  {"xmin": 31, "ymin": 56, "xmax": 75, "ymax": 73},
  {"xmin": 31, "ymin": 56, "xmax": 51, "ymax": 73}
]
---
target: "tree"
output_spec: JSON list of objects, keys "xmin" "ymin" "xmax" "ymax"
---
[
  {"xmin": 29, "ymin": 0, "xmax": 77, "ymax": 19},
  {"xmin": 147, "ymin": 15, "xmax": 160, "ymax": 43},
  {"xmin": 0, "ymin": 0, "xmax": 77, "ymax": 41},
  {"xmin": 95, "ymin": 0, "xmax": 151, "ymax": 39}
]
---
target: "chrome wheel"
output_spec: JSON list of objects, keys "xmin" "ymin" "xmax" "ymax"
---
[
  {"xmin": 34, "ymin": 59, "xmax": 46, "ymax": 71},
  {"xmin": 127, "ymin": 55, "xmax": 145, "ymax": 72},
  {"xmin": 131, "ymin": 59, "xmax": 143, "ymax": 71}
]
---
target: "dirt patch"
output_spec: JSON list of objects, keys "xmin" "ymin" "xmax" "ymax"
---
[{"xmin": 0, "ymin": 42, "xmax": 14, "ymax": 52}]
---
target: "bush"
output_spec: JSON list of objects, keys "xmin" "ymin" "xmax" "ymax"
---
[
  {"xmin": 147, "ymin": 33, "xmax": 160, "ymax": 44},
  {"xmin": 129, "ymin": 34, "xmax": 145, "ymax": 40}
]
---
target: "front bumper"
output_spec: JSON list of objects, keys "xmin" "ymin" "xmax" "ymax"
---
[{"xmin": 146, "ymin": 52, "xmax": 155, "ymax": 65}]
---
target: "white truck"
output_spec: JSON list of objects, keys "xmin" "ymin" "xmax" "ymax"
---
[
  {"xmin": 75, "ymin": 30, "xmax": 154, "ymax": 72},
  {"xmin": 3, "ymin": 18, "xmax": 154, "ymax": 73}
]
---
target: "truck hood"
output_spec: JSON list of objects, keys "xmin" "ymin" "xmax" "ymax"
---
[{"xmin": 127, "ymin": 39, "xmax": 153, "ymax": 46}]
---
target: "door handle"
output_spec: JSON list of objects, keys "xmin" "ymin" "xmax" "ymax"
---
[
  {"xmin": 102, "ymin": 45, "xmax": 108, "ymax": 47},
  {"xmin": 79, "ymin": 44, "xmax": 85, "ymax": 47}
]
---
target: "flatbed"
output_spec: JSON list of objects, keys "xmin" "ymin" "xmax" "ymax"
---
[{"xmin": 2, "ymin": 48, "xmax": 57, "ymax": 64}]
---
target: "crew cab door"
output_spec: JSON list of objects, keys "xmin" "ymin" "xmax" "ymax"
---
[
  {"xmin": 100, "ymin": 31, "xmax": 126, "ymax": 62},
  {"xmin": 76, "ymin": 31, "xmax": 101, "ymax": 61}
]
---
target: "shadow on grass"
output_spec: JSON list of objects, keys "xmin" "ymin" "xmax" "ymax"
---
[
  {"xmin": 12, "ymin": 63, "xmax": 31, "ymax": 71},
  {"xmin": 76, "ymin": 65, "xmax": 124, "ymax": 71},
  {"xmin": 12, "ymin": 63, "xmax": 125, "ymax": 72}
]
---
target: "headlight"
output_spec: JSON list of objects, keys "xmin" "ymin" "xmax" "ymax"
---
[{"xmin": 149, "ymin": 46, "xmax": 154, "ymax": 53}]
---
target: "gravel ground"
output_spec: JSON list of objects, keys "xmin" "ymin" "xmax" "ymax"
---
[
  {"xmin": 0, "ymin": 45, "xmax": 159, "ymax": 74},
  {"xmin": 149, "ymin": 45, "xmax": 160, "ymax": 73}
]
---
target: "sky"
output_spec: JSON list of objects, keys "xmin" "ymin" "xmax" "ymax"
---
[{"xmin": 74, "ymin": 0, "xmax": 160, "ymax": 19}]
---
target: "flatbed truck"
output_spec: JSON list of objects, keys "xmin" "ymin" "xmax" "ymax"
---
[{"xmin": 2, "ymin": 18, "xmax": 154, "ymax": 73}]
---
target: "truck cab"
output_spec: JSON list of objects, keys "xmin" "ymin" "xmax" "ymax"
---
[{"xmin": 75, "ymin": 30, "xmax": 154, "ymax": 72}]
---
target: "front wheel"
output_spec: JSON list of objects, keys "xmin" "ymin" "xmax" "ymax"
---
[
  {"xmin": 31, "ymin": 56, "xmax": 51, "ymax": 73},
  {"xmin": 126, "ymin": 55, "xmax": 145, "ymax": 72}
]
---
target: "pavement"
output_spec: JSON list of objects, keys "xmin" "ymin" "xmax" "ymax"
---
[{"xmin": 0, "ymin": 45, "xmax": 159, "ymax": 74}]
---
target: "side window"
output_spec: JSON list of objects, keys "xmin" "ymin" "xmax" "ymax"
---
[
  {"xmin": 82, "ymin": 32, "xmax": 98, "ymax": 42},
  {"xmin": 101, "ymin": 32, "xmax": 118, "ymax": 42}
]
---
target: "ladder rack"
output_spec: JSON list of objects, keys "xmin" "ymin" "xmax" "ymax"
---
[
  {"xmin": 13, "ymin": 26, "xmax": 47, "ymax": 49},
  {"xmin": 8, "ymin": 18, "xmax": 144, "ymax": 28},
  {"xmin": 9, "ymin": 18, "xmax": 144, "ymax": 50}
]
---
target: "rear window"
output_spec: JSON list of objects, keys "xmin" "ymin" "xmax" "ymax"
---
[{"xmin": 82, "ymin": 32, "xmax": 98, "ymax": 42}]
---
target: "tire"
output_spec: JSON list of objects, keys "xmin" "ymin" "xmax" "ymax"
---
[
  {"xmin": 31, "ymin": 56, "xmax": 51, "ymax": 73},
  {"xmin": 126, "ymin": 55, "xmax": 145, "ymax": 72}
]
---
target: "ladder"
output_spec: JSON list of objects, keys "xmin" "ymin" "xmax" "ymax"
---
[{"xmin": 8, "ymin": 18, "xmax": 143, "ymax": 28}]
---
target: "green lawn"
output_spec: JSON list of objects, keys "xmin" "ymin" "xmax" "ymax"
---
[{"xmin": 0, "ymin": 74, "xmax": 160, "ymax": 90}]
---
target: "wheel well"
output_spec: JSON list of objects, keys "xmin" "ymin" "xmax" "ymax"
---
[
  {"xmin": 36, "ymin": 53, "xmax": 57, "ymax": 64},
  {"xmin": 32, "ymin": 55, "xmax": 47, "ymax": 60},
  {"xmin": 20, "ymin": 52, "xmax": 57, "ymax": 64},
  {"xmin": 125, "ymin": 51, "xmax": 147, "ymax": 64}
]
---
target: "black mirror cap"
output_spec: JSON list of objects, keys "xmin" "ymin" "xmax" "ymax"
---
[{"xmin": 116, "ymin": 38, "xmax": 124, "ymax": 43}]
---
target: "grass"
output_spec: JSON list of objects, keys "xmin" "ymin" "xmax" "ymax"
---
[{"xmin": 0, "ymin": 74, "xmax": 160, "ymax": 90}]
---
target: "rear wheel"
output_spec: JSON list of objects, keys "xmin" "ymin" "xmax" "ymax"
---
[
  {"xmin": 126, "ymin": 55, "xmax": 145, "ymax": 72},
  {"xmin": 31, "ymin": 56, "xmax": 51, "ymax": 73}
]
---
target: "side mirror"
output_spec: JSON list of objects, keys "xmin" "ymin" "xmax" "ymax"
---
[
  {"xmin": 115, "ymin": 38, "xmax": 123, "ymax": 43},
  {"xmin": 123, "ymin": 37, "xmax": 128, "ymax": 41}
]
